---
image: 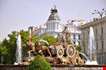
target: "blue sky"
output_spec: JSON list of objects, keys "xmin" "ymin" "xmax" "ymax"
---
[{"xmin": 0, "ymin": 0, "xmax": 106, "ymax": 40}]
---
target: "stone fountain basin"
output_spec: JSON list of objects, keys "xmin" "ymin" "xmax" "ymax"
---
[{"xmin": 0, "ymin": 64, "xmax": 106, "ymax": 70}]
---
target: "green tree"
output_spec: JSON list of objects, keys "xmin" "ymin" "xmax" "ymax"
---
[
  {"xmin": 20, "ymin": 30, "xmax": 29, "ymax": 57},
  {"xmin": 0, "ymin": 42, "xmax": 8, "ymax": 64},
  {"xmin": 41, "ymin": 34, "xmax": 57, "ymax": 45},
  {"xmin": 20, "ymin": 30, "xmax": 40, "ymax": 56},
  {"xmin": 0, "ymin": 30, "xmax": 39, "ymax": 64},
  {"xmin": 5, "ymin": 31, "xmax": 17, "ymax": 64}
]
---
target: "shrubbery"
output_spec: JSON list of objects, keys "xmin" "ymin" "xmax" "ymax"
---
[{"xmin": 29, "ymin": 55, "xmax": 51, "ymax": 70}]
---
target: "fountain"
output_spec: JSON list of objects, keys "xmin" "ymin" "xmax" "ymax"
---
[
  {"xmin": 85, "ymin": 26, "xmax": 98, "ymax": 65},
  {"xmin": 14, "ymin": 32, "xmax": 22, "ymax": 65},
  {"xmin": 19, "ymin": 26, "xmax": 85, "ymax": 65},
  {"xmin": 20, "ymin": 26, "xmax": 94, "ymax": 65},
  {"xmin": 43, "ymin": 26, "xmax": 85, "ymax": 65}
]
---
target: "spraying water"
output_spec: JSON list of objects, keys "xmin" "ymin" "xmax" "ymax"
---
[
  {"xmin": 15, "ymin": 33, "xmax": 22, "ymax": 64},
  {"xmin": 79, "ymin": 52, "xmax": 89, "ymax": 61},
  {"xmin": 85, "ymin": 26, "xmax": 98, "ymax": 65},
  {"xmin": 88, "ymin": 27, "xmax": 96, "ymax": 61}
]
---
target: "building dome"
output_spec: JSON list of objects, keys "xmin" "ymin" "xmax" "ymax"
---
[{"xmin": 48, "ymin": 6, "xmax": 60, "ymax": 21}]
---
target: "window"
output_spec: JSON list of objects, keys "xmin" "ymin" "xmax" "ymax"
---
[
  {"xmin": 73, "ymin": 34, "xmax": 76, "ymax": 40},
  {"xmin": 78, "ymin": 35, "xmax": 80, "ymax": 40}
]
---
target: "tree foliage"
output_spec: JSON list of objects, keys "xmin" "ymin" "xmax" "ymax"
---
[
  {"xmin": 0, "ymin": 31, "xmax": 17, "ymax": 64},
  {"xmin": 40, "ymin": 34, "xmax": 57, "ymax": 45},
  {"xmin": 0, "ymin": 30, "xmax": 30, "ymax": 64},
  {"xmin": 76, "ymin": 45, "xmax": 82, "ymax": 52},
  {"xmin": 29, "ymin": 55, "xmax": 51, "ymax": 70}
]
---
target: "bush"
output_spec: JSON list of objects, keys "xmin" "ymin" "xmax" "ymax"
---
[{"xmin": 29, "ymin": 55, "xmax": 51, "ymax": 70}]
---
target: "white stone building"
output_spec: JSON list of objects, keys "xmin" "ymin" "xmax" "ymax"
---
[
  {"xmin": 66, "ymin": 22, "xmax": 81, "ymax": 46},
  {"xmin": 31, "ymin": 6, "xmax": 81, "ymax": 46},
  {"xmin": 80, "ymin": 16, "xmax": 106, "ymax": 64}
]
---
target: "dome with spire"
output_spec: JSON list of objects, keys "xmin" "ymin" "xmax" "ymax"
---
[{"xmin": 48, "ymin": 6, "xmax": 60, "ymax": 21}]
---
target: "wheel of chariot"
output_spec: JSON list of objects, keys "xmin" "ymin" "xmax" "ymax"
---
[
  {"xmin": 66, "ymin": 45, "xmax": 76, "ymax": 58},
  {"xmin": 57, "ymin": 46, "xmax": 64, "ymax": 58}
]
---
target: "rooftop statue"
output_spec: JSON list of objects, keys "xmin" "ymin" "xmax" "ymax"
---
[{"xmin": 58, "ymin": 26, "xmax": 72, "ymax": 48}]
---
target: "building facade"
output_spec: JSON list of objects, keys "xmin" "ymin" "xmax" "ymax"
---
[
  {"xmin": 30, "ymin": 6, "xmax": 81, "ymax": 46},
  {"xmin": 66, "ymin": 23, "xmax": 81, "ymax": 46},
  {"xmin": 37, "ymin": 6, "xmax": 63, "ymax": 37},
  {"xmin": 80, "ymin": 17, "xmax": 106, "ymax": 64}
]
